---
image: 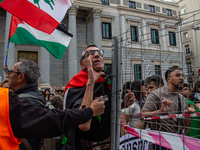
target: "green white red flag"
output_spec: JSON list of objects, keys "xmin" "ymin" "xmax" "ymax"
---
[
  {"xmin": 9, "ymin": 15, "xmax": 73, "ymax": 60},
  {"xmin": 0, "ymin": 0, "xmax": 72, "ymax": 34}
]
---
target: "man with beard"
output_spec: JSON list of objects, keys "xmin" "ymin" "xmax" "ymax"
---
[
  {"xmin": 64, "ymin": 44, "xmax": 111, "ymax": 150},
  {"xmin": 142, "ymin": 66, "xmax": 194, "ymax": 150}
]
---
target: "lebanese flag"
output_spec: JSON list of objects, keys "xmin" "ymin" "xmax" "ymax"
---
[
  {"xmin": 9, "ymin": 15, "xmax": 73, "ymax": 60},
  {"xmin": 0, "ymin": 0, "xmax": 72, "ymax": 34}
]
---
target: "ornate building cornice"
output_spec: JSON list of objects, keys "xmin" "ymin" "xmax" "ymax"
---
[
  {"xmin": 67, "ymin": 5, "xmax": 79, "ymax": 15},
  {"xmin": 93, "ymin": 9, "xmax": 101, "ymax": 19},
  {"xmin": 86, "ymin": 8, "xmax": 101, "ymax": 25}
]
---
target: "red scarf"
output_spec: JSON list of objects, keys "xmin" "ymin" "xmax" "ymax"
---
[{"xmin": 65, "ymin": 70, "xmax": 105, "ymax": 92}]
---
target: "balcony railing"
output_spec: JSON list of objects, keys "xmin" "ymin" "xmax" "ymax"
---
[
  {"xmin": 186, "ymin": 51, "xmax": 193, "ymax": 57},
  {"xmin": 187, "ymin": 71, "xmax": 194, "ymax": 76}
]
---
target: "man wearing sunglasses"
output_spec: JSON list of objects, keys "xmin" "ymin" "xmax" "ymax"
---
[
  {"xmin": 64, "ymin": 44, "xmax": 112, "ymax": 149},
  {"xmin": 5, "ymin": 59, "xmax": 46, "ymax": 149},
  {"xmin": 55, "ymin": 86, "xmax": 65, "ymax": 97}
]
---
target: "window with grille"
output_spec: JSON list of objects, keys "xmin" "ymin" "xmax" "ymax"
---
[
  {"xmin": 149, "ymin": 5, "xmax": 155, "ymax": 12},
  {"xmin": 102, "ymin": 22, "xmax": 112, "ymax": 39},
  {"xmin": 151, "ymin": 29, "xmax": 159, "ymax": 44},
  {"xmin": 130, "ymin": 26, "xmax": 138, "ymax": 42},
  {"xmin": 129, "ymin": 1, "xmax": 136, "ymax": 9},
  {"xmin": 169, "ymin": 32, "xmax": 176, "ymax": 46},
  {"xmin": 184, "ymin": 32, "xmax": 188, "ymax": 39},
  {"xmin": 182, "ymin": 20, "xmax": 187, "ymax": 26},
  {"xmin": 166, "ymin": 9, "xmax": 172, "ymax": 16},
  {"xmin": 155, "ymin": 65, "xmax": 161, "ymax": 76},
  {"xmin": 101, "ymin": 0, "xmax": 109, "ymax": 5},
  {"xmin": 134, "ymin": 64, "xmax": 142, "ymax": 80},
  {"xmin": 185, "ymin": 45, "xmax": 190, "ymax": 55},
  {"xmin": 181, "ymin": 8, "xmax": 185, "ymax": 14},
  {"xmin": 187, "ymin": 63, "xmax": 192, "ymax": 74}
]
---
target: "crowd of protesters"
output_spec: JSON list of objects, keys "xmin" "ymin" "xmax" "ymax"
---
[
  {"xmin": 120, "ymin": 66, "xmax": 200, "ymax": 150},
  {"xmin": 0, "ymin": 44, "xmax": 106, "ymax": 150},
  {"xmin": 1, "ymin": 43, "xmax": 200, "ymax": 150}
]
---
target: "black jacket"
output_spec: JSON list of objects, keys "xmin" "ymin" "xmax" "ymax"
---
[
  {"xmin": 13, "ymin": 83, "xmax": 45, "ymax": 150},
  {"xmin": 9, "ymin": 91, "xmax": 93, "ymax": 137},
  {"xmin": 65, "ymin": 80, "xmax": 111, "ymax": 150},
  {"xmin": 13, "ymin": 83, "xmax": 45, "ymax": 107}
]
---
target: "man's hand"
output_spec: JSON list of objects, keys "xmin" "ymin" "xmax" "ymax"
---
[
  {"xmin": 85, "ymin": 55, "xmax": 105, "ymax": 84},
  {"xmin": 123, "ymin": 91, "xmax": 135, "ymax": 107},
  {"xmin": 90, "ymin": 96, "xmax": 105, "ymax": 117},
  {"xmin": 3, "ymin": 65, "xmax": 9, "ymax": 77},
  {"xmin": 185, "ymin": 107, "xmax": 195, "ymax": 114},
  {"xmin": 160, "ymin": 99, "xmax": 172, "ymax": 113}
]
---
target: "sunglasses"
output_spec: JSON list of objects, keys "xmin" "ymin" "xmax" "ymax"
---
[
  {"xmin": 8, "ymin": 70, "xmax": 21, "ymax": 77},
  {"xmin": 82, "ymin": 50, "xmax": 104, "ymax": 60},
  {"xmin": 169, "ymin": 73, "xmax": 186, "ymax": 78},
  {"xmin": 56, "ymin": 90, "xmax": 64, "ymax": 93}
]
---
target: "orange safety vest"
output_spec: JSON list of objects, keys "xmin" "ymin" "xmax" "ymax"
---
[{"xmin": 0, "ymin": 87, "xmax": 21, "ymax": 150}]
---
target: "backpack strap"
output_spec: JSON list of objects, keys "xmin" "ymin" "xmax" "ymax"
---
[
  {"xmin": 22, "ymin": 139, "xmax": 32, "ymax": 150},
  {"xmin": 18, "ymin": 93, "xmax": 46, "ymax": 107}
]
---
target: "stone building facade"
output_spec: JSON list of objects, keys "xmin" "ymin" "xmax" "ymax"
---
[
  {"xmin": 0, "ymin": 0, "xmax": 187, "ymax": 89},
  {"xmin": 178, "ymin": 0, "xmax": 200, "ymax": 88}
]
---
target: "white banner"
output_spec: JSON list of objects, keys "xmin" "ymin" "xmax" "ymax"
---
[{"xmin": 120, "ymin": 134, "xmax": 149, "ymax": 150}]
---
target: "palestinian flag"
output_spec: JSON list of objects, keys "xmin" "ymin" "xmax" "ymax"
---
[
  {"xmin": 0, "ymin": 0, "xmax": 72, "ymax": 34},
  {"xmin": 64, "ymin": 70, "xmax": 111, "ymax": 144},
  {"xmin": 9, "ymin": 15, "xmax": 73, "ymax": 60}
]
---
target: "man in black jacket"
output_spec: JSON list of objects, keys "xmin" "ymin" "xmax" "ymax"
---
[
  {"xmin": 0, "ymin": 87, "xmax": 105, "ymax": 149},
  {"xmin": 7, "ymin": 59, "xmax": 47, "ymax": 149}
]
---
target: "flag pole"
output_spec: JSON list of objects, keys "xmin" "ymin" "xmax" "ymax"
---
[
  {"xmin": 4, "ymin": 42, "xmax": 9, "ymax": 73},
  {"xmin": 5, "ymin": 41, "xmax": 9, "ymax": 66},
  {"xmin": 4, "ymin": 12, "xmax": 12, "ymax": 73}
]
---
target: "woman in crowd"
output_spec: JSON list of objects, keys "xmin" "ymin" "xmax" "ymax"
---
[
  {"xmin": 187, "ymin": 80, "xmax": 200, "ymax": 139},
  {"xmin": 121, "ymin": 80, "xmax": 145, "ymax": 135},
  {"xmin": 188, "ymin": 80, "xmax": 200, "ymax": 110},
  {"xmin": 0, "ymin": 78, "xmax": 9, "ymax": 88},
  {"xmin": 121, "ymin": 81, "xmax": 132, "ymax": 108},
  {"xmin": 48, "ymin": 93, "xmax": 55, "ymax": 101},
  {"xmin": 44, "ymin": 88, "xmax": 51, "ymax": 102}
]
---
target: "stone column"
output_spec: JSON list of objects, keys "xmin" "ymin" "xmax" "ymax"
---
[
  {"xmin": 4, "ymin": 12, "xmax": 15, "ymax": 79},
  {"xmin": 39, "ymin": 47, "xmax": 51, "ymax": 88},
  {"xmin": 160, "ymin": 21, "xmax": 167, "ymax": 51},
  {"xmin": 93, "ymin": 9, "xmax": 101, "ymax": 49},
  {"xmin": 68, "ymin": 6, "xmax": 78, "ymax": 81},
  {"xmin": 142, "ymin": 18, "xmax": 147, "ymax": 47}
]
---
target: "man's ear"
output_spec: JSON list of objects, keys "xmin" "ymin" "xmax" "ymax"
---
[
  {"xmin": 18, "ymin": 73, "xmax": 25, "ymax": 82},
  {"xmin": 80, "ymin": 61, "xmax": 86, "ymax": 70}
]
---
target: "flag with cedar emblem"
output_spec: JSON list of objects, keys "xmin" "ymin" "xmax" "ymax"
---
[{"xmin": 0, "ymin": 0, "xmax": 72, "ymax": 34}]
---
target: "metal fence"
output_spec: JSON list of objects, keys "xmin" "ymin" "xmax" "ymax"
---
[{"xmin": 110, "ymin": 10, "xmax": 200, "ymax": 150}]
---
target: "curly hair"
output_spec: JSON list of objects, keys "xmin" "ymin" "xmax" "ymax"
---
[{"xmin": 49, "ymin": 95, "xmax": 63, "ymax": 110}]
